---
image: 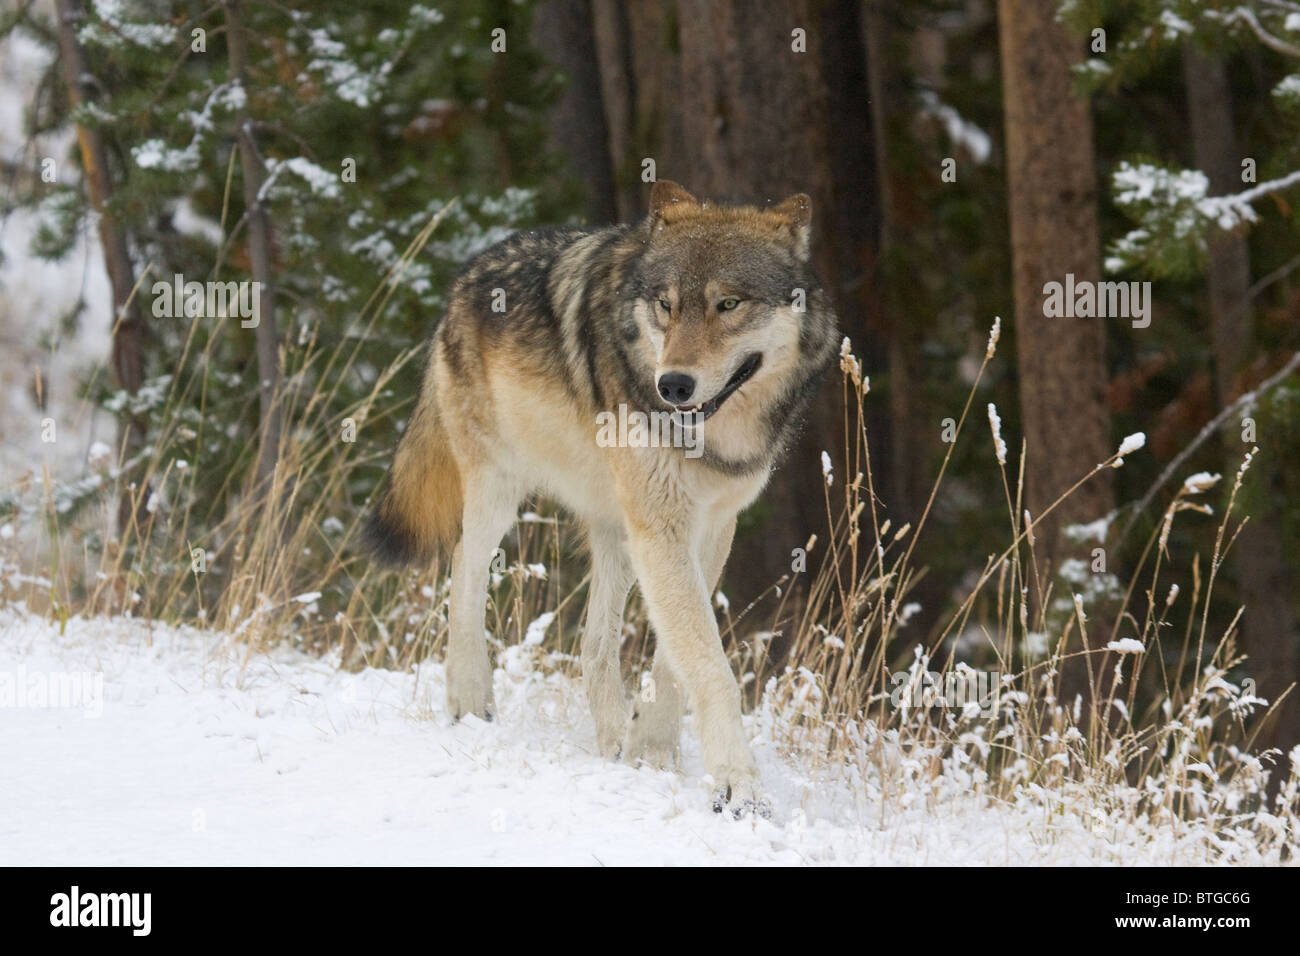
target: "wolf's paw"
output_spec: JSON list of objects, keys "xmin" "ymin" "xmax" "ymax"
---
[
  {"xmin": 594, "ymin": 719, "xmax": 627, "ymax": 761},
  {"xmin": 446, "ymin": 668, "xmax": 496, "ymax": 722},
  {"xmin": 623, "ymin": 725, "xmax": 680, "ymax": 770},
  {"xmin": 709, "ymin": 774, "xmax": 772, "ymax": 820},
  {"xmin": 622, "ymin": 701, "xmax": 681, "ymax": 769}
]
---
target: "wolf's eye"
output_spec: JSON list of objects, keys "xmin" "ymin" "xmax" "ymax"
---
[
  {"xmin": 718, "ymin": 297, "xmax": 741, "ymax": 312},
  {"xmin": 657, "ymin": 298, "xmax": 672, "ymax": 312}
]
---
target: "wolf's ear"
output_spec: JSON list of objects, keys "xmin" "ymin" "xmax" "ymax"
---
[
  {"xmin": 648, "ymin": 180, "xmax": 699, "ymax": 231},
  {"xmin": 771, "ymin": 193, "xmax": 812, "ymax": 261}
]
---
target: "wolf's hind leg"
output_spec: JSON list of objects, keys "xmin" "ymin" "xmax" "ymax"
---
[
  {"xmin": 624, "ymin": 650, "xmax": 684, "ymax": 768},
  {"xmin": 582, "ymin": 525, "xmax": 636, "ymax": 758},
  {"xmin": 446, "ymin": 475, "xmax": 520, "ymax": 721}
]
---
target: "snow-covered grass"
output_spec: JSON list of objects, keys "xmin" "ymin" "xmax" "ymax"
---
[{"xmin": 3, "ymin": 606, "xmax": 1290, "ymax": 866}]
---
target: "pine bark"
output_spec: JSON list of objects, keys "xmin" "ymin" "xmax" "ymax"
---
[
  {"xmin": 997, "ymin": 0, "xmax": 1114, "ymax": 567},
  {"xmin": 998, "ymin": 0, "xmax": 1114, "ymax": 719},
  {"xmin": 531, "ymin": 0, "xmax": 618, "ymax": 224}
]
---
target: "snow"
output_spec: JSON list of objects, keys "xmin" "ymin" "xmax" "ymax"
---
[
  {"xmin": 3, "ymin": 608, "xmax": 1280, "ymax": 866},
  {"xmin": 1274, "ymin": 74, "xmax": 1300, "ymax": 108},
  {"xmin": 170, "ymin": 199, "xmax": 224, "ymax": 246},
  {"xmin": 986, "ymin": 403, "xmax": 1007, "ymax": 465},
  {"xmin": 1111, "ymin": 159, "xmax": 1300, "ymax": 270},
  {"xmin": 1117, "ymin": 432, "xmax": 1146, "ymax": 457},
  {"xmin": 1157, "ymin": 9, "xmax": 1194, "ymax": 40},
  {"xmin": 522, "ymin": 611, "xmax": 553, "ymax": 647},
  {"xmin": 1114, "ymin": 162, "xmax": 1208, "ymax": 205},
  {"xmin": 80, "ymin": 1, "xmax": 178, "ymax": 50},
  {"xmin": 1064, "ymin": 514, "xmax": 1113, "ymax": 544},
  {"xmin": 838, "ymin": 336, "xmax": 864, "ymax": 385},
  {"xmin": 985, "ymin": 315, "xmax": 1000, "ymax": 358},
  {"xmin": 263, "ymin": 157, "xmax": 344, "ymax": 200},
  {"xmin": 1182, "ymin": 471, "xmax": 1221, "ymax": 494},
  {"xmin": 0, "ymin": 32, "xmax": 115, "ymax": 490},
  {"xmin": 305, "ymin": 28, "xmax": 383, "ymax": 108},
  {"xmin": 1106, "ymin": 639, "xmax": 1146, "ymax": 654},
  {"xmin": 917, "ymin": 91, "xmax": 992, "ymax": 164},
  {"xmin": 87, "ymin": 441, "xmax": 114, "ymax": 467},
  {"xmin": 1200, "ymin": 169, "xmax": 1300, "ymax": 231}
]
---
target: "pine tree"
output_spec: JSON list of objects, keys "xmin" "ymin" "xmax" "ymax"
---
[{"xmin": 2, "ymin": 0, "xmax": 570, "ymax": 615}]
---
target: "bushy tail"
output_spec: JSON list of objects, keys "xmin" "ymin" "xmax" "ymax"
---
[{"xmin": 364, "ymin": 383, "xmax": 463, "ymax": 566}]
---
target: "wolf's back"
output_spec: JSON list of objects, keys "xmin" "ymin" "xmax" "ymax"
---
[
  {"xmin": 364, "ymin": 223, "xmax": 630, "ymax": 566},
  {"xmin": 364, "ymin": 361, "xmax": 463, "ymax": 566}
]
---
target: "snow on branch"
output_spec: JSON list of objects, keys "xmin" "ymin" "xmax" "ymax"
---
[{"xmin": 1107, "ymin": 162, "xmax": 1300, "ymax": 276}]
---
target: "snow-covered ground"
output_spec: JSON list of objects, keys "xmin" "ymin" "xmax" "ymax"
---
[{"xmin": 2, "ymin": 608, "xmax": 1284, "ymax": 866}]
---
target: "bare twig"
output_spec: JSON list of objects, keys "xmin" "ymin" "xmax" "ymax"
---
[{"xmin": 1118, "ymin": 350, "xmax": 1300, "ymax": 543}]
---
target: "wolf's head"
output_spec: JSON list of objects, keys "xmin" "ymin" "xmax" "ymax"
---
[{"xmin": 622, "ymin": 181, "xmax": 834, "ymax": 451}]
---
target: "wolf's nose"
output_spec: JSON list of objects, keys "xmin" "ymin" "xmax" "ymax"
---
[{"xmin": 657, "ymin": 372, "xmax": 696, "ymax": 405}]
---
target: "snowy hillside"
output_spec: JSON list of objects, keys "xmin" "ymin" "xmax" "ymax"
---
[{"xmin": 0, "ymin": 608, "xmax": 1287, "ymax": 866}]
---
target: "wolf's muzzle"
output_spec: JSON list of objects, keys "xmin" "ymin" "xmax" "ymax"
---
[{"xmin": 670, "ymin": 352, "xmax": 763, "ymax": 424}]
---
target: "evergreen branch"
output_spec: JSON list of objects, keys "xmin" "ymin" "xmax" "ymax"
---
[
  {"xmin": 1231, "ymin": 5, "xmax": 1300, "ymax": 58},
  {"xmin": 1199, "ymin": 168, "xmax": 1300, "ymax": 229},
  {"xmin": 1119, "ymin": 350, "xmax": 1300, "ymax": 544}
]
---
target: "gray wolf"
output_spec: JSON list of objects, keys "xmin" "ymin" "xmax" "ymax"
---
[{"xmin": 366, "ymin": 180, "xmax": 839, "ymax": 815}]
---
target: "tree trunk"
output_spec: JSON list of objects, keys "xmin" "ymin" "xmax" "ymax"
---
[
  {"xmin": 1184, "ymin": 46, "xmax": 1300, "ymax": 754},
  {"xmin": 623, "ymin": 2, "xmax": 688, "ymax": 193},
  {"xmin": 998, "ymin": 0, "xmax": 1113, "ymax": 719},
  {"xmin": 997, "ymin": 0, "xmax": 1113, "ymax": 569},
  {"xmin": 531, "ymin": 0, "xmax": 618, "ymax": 224},
  {"xmin": 223, "ymin": 0, "xmax": 282, "ymax": 492},
  {"xmin": 819, "ymin": 0, "xmax": 891, "ymax": 502},
  {"xmin": 590, "ymin": 0, "xmax": 689, "ymax": 221},
  {"xmin": 54, "ymin": 0, "xmax": 146, "ymax": 529},
  {"xmin": 588, "ymin": 0, "xmax": 638, "ymax": 221},
  {"xmin": 863, "ymin": 1, "xmax": 926, "ymax": 529}
]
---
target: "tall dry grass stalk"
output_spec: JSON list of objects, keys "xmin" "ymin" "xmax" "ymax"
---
[{"xmin": 742, "ymin": 323, "xmax": 1296, "ymax": 853}]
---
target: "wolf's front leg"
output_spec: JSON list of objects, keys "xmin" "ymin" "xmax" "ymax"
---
[
  {"xmin": 627, "ymin": 524, "xmax": 765, "ymax": 817},
  {"xmin": 625, "ymin": 517, "xmax": 734, "ymax": 770}
]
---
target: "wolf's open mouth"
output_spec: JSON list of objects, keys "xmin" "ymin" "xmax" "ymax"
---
[{"xmin": 674, "ymin": 352, "xmax": 763, "ymax": 422}]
